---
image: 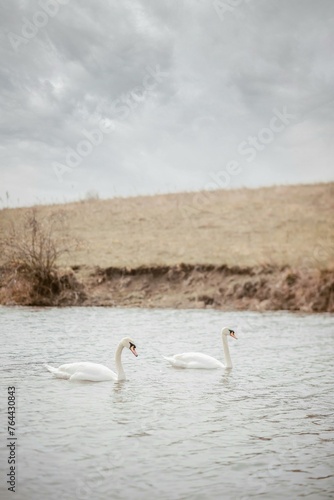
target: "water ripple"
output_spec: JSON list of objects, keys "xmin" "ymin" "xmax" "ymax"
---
[{"xmin": 0, "ymin": 307, "xmax": 333, "ymax": 500}]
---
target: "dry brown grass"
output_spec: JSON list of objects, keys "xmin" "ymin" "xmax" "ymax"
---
[
  {"xmin": 0, "ymin": 183, "xmax": 333, "ymax": 269},
  {"xmin": 0, "ymin": 209, "xmax": 85, "ymax": 305}
]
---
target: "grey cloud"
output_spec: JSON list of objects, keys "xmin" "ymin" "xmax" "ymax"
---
[{"xmin": 0, "ymin": 0, "xmax": 333, "ymax": 207}]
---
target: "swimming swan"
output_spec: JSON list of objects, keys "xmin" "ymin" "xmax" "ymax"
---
[
  {"xmin": 44, "ymin": 337, "xmax": 138, "ymax": 382},
  {"xmin": 163, "ymin": 327, "xmax": 237, "ymax": 369}
]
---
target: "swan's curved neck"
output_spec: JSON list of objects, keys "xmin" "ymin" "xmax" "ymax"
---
[
  {"xmin": 222, "ymin": 335, "xmax": 232, "ymax": 368},
  {"xmin": 115, "ymin": 343, "xmax": 126, "ymax": 381}
]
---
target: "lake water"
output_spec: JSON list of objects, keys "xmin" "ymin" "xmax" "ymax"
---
[{"xmin": 0, "ymin": 307, "xmax": 333, "ymax": 500}]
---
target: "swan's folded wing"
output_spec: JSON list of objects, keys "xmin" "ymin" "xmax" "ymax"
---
[
  {"xmin": 162, "ymin": 355, "xmax": 188, "ymax": 368},
  {"xmin": 174, "ymin": 352, "xmax": 220, "ymax": 364},
  {"xmin": 69, "ymin": 369, "xmax": 116, "ymax": 382},
  {"xmin": 47, "ymin": 362, "xmax": 117, "ymax": 381},
  {"xmin": 57, "ymin": 362, "xmax": 109, "ymax": 374},
  {"xmin": 67, "ymin": 363, "xmax": 117, "ymax": 382},
  {"xmin": 44, "ymin": 364, "xmax": 71, "ymax": 379},
  {"xmin": 164, "ymin": 352, "xmax": 223, "ymax": 369}
]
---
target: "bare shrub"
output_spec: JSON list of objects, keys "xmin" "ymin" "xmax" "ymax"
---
[{"xmin": 0, "ymin": 208, "xmax": 85, "ymax": 305}]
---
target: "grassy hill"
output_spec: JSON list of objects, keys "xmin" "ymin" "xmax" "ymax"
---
[{"xmin": 0, "ymin": 182, "xmax": 333, "ymax": 269}]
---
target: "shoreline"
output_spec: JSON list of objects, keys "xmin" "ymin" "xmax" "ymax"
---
[
  {"xmin": 81, "ymin": 263, "xmax": 334, "ymax": 312},
  {"xmin": 1, "ymin": 263, "xmax": 332, "ymax": 312}
]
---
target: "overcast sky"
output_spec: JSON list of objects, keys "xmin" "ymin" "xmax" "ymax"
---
[{"xmin": 1, "ymin": 0, "xmax": 333, "ymax": 207}]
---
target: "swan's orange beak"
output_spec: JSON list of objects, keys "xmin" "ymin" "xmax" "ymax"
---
[
  {"xmin": 130, "ymin": 346, "xmax": 138, "ymax": 357},
  {"xmin": 230, "ymin": 332, "xmax": 237, "ymax": 339}
]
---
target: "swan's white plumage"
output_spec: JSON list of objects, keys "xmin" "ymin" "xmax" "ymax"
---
[
  {"xmin": 163, "ymin": 353, "xmax": 224, "ymax": 369},
  {"xmin": 45, "ymin": 362, "xmax": 117, "ymax": 381},
  {"xmin": 44, "ymin": 337, "xmax": 137, "ymax": 382},
  {"xmin": 164, "ymin": 327, "xmax": 237, "ymax": 370}
]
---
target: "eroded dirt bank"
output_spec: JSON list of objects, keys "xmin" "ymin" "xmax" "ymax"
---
[
  {"xmin": 1, "ymin": 263, "xmax": 333, "ymax": 312},
  {"xmin": 77, "ymin": 264, "xmax": 333, "ymax": 312}
]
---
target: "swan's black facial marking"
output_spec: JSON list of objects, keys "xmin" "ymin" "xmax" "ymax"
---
[
  {"xmin": 229, "ymin": 329, "xmax": 237, "ymax": 339},
  {"xmin": 129, "ymin": 342, "xmax": 138, "ymax": 357}
]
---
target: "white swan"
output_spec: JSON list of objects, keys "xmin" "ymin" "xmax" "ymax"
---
[
  {"xmin": 163, "ymin": 327, "xmax": 237, "ymax": 369},
  {"xmin": 44, "ymin": 337, "xmax": 138, "ymax": 382}
]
